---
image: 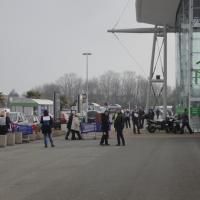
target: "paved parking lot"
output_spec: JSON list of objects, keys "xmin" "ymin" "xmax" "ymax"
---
[{"xmin": 1, "ymin": 131, "xmax": 200, "ymax": 200}]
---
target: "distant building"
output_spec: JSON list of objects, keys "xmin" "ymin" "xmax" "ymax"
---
[{"xmin": 10, "ymin": 98, "xmax": 53, "ymax": 116}]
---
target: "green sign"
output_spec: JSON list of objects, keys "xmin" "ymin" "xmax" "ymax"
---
[
  {"xmin": 192, "ymin": 70, "xmax": 200, "ymax": 85},
  {"xmin": 191, "ymin": 107, "xmax": 200, "ymax": 116},
  {"xmin": 193, "ymin": 60, "xmax": 200, "ymax": 85},
  {"xmin": 176, "ymin": 106, "xmax": 200, "ymax": 116},
  {"xmin": 176, "ymin": 107, "xmax": 185, "ymax": 115}
]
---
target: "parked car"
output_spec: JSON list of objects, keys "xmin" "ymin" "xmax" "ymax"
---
[
  {"xmin": 54, "ymin": 111, "xmax": 69, "ymax": 129},
  {"xmin": 25, "ymin": 115, "xmax": 41, "ymax": 132},
  {"xmin": 87, "ymin": 110, "xmax": 101, "ymax": 123},
  {"xmin": 60, "ymin": 111, "xmax": 69, "ymax": 124},
  {"xmin": 9, "ymin": 112, "xmax": 29, "ymax": 131},
  {"xmin": 9, "ymin": 112, "xmax": 28, "ymax": 125}
]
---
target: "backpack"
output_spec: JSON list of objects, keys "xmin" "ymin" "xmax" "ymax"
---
[{"xmin": 42, "ymin": 116, "xmax": 51, "ymax": 127}]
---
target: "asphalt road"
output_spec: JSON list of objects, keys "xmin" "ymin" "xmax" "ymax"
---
[{"xmin": 1, "ymin": 133, "xmax": 200, "ymax": 200}]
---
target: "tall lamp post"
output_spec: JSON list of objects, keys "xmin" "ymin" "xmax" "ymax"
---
[{"xmin": 82, "ymin": 52, "xmax": 92, "ymax": 122}]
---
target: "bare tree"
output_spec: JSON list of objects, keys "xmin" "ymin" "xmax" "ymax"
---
[
  {"xmin": 57, "ymin": 73, "xmax": 83, "ymax": 105},
  {"xmin": 121, "ymin": 71, "xmax": 137, "ymax": 107}
]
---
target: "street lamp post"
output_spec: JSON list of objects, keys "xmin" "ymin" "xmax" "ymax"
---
[{"xmin": 82, "ymin": 52, "xmax": 92, "ymax": 122}]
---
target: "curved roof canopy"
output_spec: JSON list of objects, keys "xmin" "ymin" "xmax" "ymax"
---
[{"xmin": 136, "ymin": 0, "xmax": 180, "ymax": 27}]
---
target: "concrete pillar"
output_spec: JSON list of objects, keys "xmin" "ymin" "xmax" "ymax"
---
[
  {"xmin": 7, "ymin": 133, "xmax": 15, "ymax": 146},
  {"xmin": 0, "ymin": 135, "xmax": 7, "ymax": 147},
  {"xmin": 35, "ymin": 132, "xmax": 43, "ymax": 140},
  {"xmin": 61, "ymin": 124, "xmax": 67, "ymax": 131},
  {"xmin": 29, "ymin": 132, "xmax": 36, "ymax": 141},
  {"xmin": 15, "ymin": 132, "xmax": 22, "ymax": 144}
]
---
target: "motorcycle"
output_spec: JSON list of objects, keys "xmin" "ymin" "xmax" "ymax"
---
[
  {"xmin": 166, "ymin": 117, "xmax": 181, "ymax": 134},
  {"xmin": 147, "ymin": 119, "xmax": 170, "ymax": 133},
  {"xmin": 147, "ymin": 117, "xmax": 181, "ymax": 134}
]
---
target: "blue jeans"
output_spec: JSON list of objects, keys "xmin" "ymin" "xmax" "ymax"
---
[{"xmin": 43, "ymin": 133, "xmax": 54, "ymax": 146}]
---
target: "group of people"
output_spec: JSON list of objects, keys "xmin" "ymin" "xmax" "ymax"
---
[
  {"xmin": 123, "ymin": 108, "xmax": 145, "ymax": 134},
  {"xmin": 1, "ymin": 107, "xmax": 192, "ymax": 148},
  {"xmin": 39, "ymin": 107, "xmax": 195, "ymax": 148},
  {"xmin": 99, "ymin": 109, "xmax": 126, "ymax": 146}
]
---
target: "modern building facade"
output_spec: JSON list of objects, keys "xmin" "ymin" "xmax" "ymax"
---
[{"xmin": 136, "ymin": 0, "xmax": 200, "ymax": 131}]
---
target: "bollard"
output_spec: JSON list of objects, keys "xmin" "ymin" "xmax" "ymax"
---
[
  {"xmin": 7, "ymin": 133, "xmax": 15, "ymax": 146},
  {"xmin": 61, "ymin": 124, "xmax": 67, "ymax": 131},
  {"xmin": 0, "ymin": 135, "xmax": 7, "ymax": 147},
  {"xmin": 15, "ymin": 132, "xmax": 22, "ymax": 144},
  {"xmin": 22, "ymin": 134, "xmax": 30, "ymax": 143},
  {"xmin": 35, "ymin": 132, "xmax": 43, "ymax": 140},
  {"xmin": 29, "ymin": 132, "xmax": 36, "ymax": 141}
]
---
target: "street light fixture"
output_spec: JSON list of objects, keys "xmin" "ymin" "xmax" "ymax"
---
[{"xmin": 82, "ymin": 52, "xmax": 92, "ymax": 122}]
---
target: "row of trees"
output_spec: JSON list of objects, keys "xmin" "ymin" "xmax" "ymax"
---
[
  {"xmin": 1, "ymin": 71, "xmax": 176, "ymax": 109},
  {"xmin": 23, "ymin": 71, "xmax": 176, "ymax": 109}
]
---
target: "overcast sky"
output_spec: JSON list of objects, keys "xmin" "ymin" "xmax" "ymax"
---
[{"xmin": 0, "ymin": 0, "xmax": 175, "ymax": 95}]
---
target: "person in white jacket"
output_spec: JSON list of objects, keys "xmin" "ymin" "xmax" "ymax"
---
[{"xmin": 71, "ymin": 113, "xmax": 82, "ymax": 140}]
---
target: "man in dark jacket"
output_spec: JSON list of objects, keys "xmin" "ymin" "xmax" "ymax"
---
[
  {"xmin": 0, "ymin": 111, "xmax": 11, "ymax": 135},
  {"xmin": 100, "ymin": 110, "xmax": 110, "ymax": 145},
  {"xmin": 131, "ymin": 110, "xmax": 140, "ymax": 134},
  {"xmin": 114, "ymin": 110, "xmax": 125, "ymax": 146},
  {"xmin": 65, "ymin": 112, "xmax": 73, "ymax": 140},
  {"xmin": 138, "ymin": 108, "xmax": 145, "ymax": 129},
  {"xmin": 180, "ymin": 109, "xmax": 193, "ymax": 134},
  {"xmin": 40, "ymin": 110, "xmax": 55, "ymax": 148},
  {"xmin": 124, "ymin": 110, "xmax": 131, "ymax": 128}
]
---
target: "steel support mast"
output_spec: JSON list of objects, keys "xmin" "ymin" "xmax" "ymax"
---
[{"xmin": 108, "ymin": 26, "xmax": 169, "ymax": 118}]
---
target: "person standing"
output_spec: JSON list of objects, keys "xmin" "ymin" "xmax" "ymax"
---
[
  {"xmin": 65, "ymin": 112, "xmax": 73, "ymax": 140},
  {"xmin": 180, "ymin": 108, "xmax": 193, "ymax": 134},
  {"xmin": 100, "ymin": 110, "xmax": 110, "ymax": 146},
  {"xmin": 40, "ymin": 110, "xmax": 55, "ymax": 148},
  {"xmin": 138, "ymin": 108, "xmax": 145, "ymax": 128},
  {"xmin": 131, "ymin": 110, "xmax": 140, "ymax": 134},
  {"xmin": 0, "ymin": 111, "xmax": 11, "ymax": 135},
  {"xmin": 71, "ymin": 113, "xmax": 82, "ymax": 140},
  {"xmin": 114, "ymin": 110, "xmax": 125, "ymax": 146},
  {"xmin": 124, "ymin": 109, "xmax": 131, "ymax": 128},
  {"xmin": 156, "ymin": 109, "xmax": 160, "ymax": 119}
]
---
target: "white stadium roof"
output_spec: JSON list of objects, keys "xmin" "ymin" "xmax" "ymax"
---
[{"xmin": 136, "ymin": 0, "xmax": 181, "ymax": 27}]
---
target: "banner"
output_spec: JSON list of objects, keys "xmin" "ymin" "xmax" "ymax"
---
[
  {"xmin": 80, "ymin": 122, "xmax": 110, "ymax": 133},
  {"xmin": 80, "ymin": 123, "xmax": 97, "ymax": 133},
  {"xmin": 13, "ymin": 125, "xmax": 33, "ymax": 135}
]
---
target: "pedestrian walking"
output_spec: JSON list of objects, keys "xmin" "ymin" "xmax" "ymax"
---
[
  {"xmin": 114, "ymin": 109, "xmax": 125, "ymax": 146},
  {"xmin": 40, "ymin": 110, "xmax": 55, "ymax": 148},
  {"xmin": 156, "ymin": 109, "xmax": 160, "ymax": 119},
  {"xmin": 124, "ymin": 109, "xmax": 131, "ymax": 128},
  {"xmin": 65, "ymin": 112, "xmax": 73, "ymax": 140},
  {"xmin": 131, "ymin": 110, "xmax": 140, "ymax": 134},
  {"xmin": 180, "ymin": 108, "xmax": 193, "ymax": 134},
  {"xmin": 100, "ymin": 110, "xmax": 110, "ymax": 146},
  {"xmin": 71, "ymin": 113, "xmax": 82, "ymax": 140},
  {"xmin": 148, "ymin": 109, "xmax": 155, "ymax": 120},
  {"xmin": 0, "ymin": 111, "xmax": 11, "ymax": 135},
  {"xmin": 138, "ymin": 108, "xmax": 145, "ymax": 128}
]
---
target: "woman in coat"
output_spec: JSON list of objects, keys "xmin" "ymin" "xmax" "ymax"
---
[
  {"xmin": 71, "ymin": 113, "xmax": 82, "ymax": 140},
  {"xmin": 114, "ymin": 110, "xmax": 125, "ymax": 146},
  {"xmin": 100, "ymin": 110, "xmax": 110, "ymax": 145}
]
